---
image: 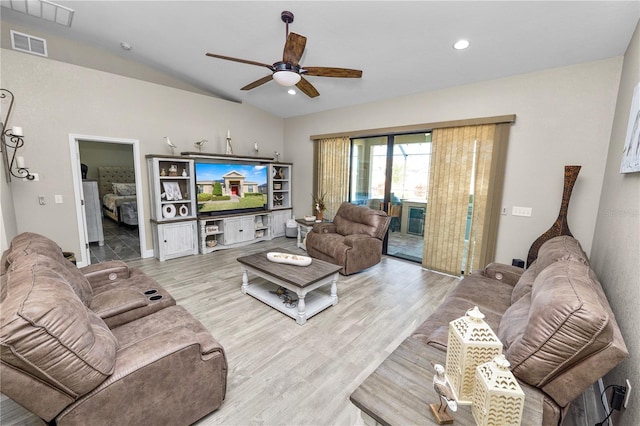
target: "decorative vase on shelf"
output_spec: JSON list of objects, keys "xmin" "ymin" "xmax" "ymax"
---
[
  {"xmin": 168, "ymin": 164, "xmax": 178, "ymax": 176},
  {"xmin": 526, "ymin": 165, "xmax": 581, "ymax": 267},
  {"xmin": 317, "ymin": 210, "xmax": 323, "ymax": 221}
]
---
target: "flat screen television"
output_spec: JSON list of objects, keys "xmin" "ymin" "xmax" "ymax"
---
[{"xmin": 195, "ymin": 160, "xmax": 269, "ymax": 216}]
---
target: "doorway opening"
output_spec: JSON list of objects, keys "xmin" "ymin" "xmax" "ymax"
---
[{"xmin": 69, "ymin": 134, "xmax": 146, "ymax": 266}]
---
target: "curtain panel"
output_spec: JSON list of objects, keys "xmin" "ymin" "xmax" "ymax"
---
[{"xmin": 313, "ymin": 136, "xmax": 351, "ymax": 219}]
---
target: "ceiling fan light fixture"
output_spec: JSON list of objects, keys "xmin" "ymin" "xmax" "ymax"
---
[{"xmin": 273, "ymin": 70, "xmax": 301, "ymax": 86}]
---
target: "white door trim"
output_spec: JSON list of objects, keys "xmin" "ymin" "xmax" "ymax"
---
[{"xmin": 68, "ymin": 133, "xmax": 150, "ymax": 266}]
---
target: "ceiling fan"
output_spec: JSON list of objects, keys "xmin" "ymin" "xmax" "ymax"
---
[{"xmin": 205, "ymin": 11, "xmax": 363, "ymax": 98}]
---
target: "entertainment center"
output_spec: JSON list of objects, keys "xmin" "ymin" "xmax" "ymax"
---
[{"xmin": 147, "ymin": 153, "xmax": 292, "ymax": 261}]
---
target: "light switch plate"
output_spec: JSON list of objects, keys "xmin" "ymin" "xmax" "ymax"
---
[{"xmin": 512, "ymin": 206, "xmax": 532, "ymax": 217}]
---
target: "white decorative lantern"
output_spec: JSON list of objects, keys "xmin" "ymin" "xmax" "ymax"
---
[
  {"xmin": 445, "ymin": 306, "xmax": 503, "ymax": 404},
  {"xmin": 472, "ymin": 355, "xmax": 525, "ymax": 426}
]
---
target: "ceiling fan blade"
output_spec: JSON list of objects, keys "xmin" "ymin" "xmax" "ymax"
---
[
  {"xmin": 283, "ymin": 32, "xmax": 307, "ymax": 66},
  {"xmin": 241, "ymin": 75, "xmax": 274, "ymax": 91},
  {"xmin": 303, "ymin": 67, "xmax": 363, "ymax": 78},
  {"xmin": 206, "ymin": 53, "xmax": 274, "ymax": 71},
  {"xmin": 296, "ymin": 76, "xmax": 320, "ymax": 98}
]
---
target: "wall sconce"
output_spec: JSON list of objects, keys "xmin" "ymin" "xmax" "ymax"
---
[
  {"xmin": 1, "ymin": 89, "xmax": 35, "ymax": 181},
  {"xmin": 445, "ymin": 306, "xmax": 503, "ymax": 404}
]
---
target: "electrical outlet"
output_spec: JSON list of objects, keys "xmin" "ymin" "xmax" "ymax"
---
[
  {"xmin": 625, "ymin": 379, "xmax": 632, "ymax": 408},
  {"xmin": 54, "ymin": 194, "xmax": 63, "ymax": 204}
]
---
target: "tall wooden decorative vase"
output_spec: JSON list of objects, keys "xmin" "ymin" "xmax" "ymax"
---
[{"xmin": 526, "ymin": 165, "xmax": 581, "ymax": 267}]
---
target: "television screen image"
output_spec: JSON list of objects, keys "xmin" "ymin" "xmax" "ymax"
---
[{"xmin": 195, "ymin": 162, "xmax": 268, "ymax": 215}]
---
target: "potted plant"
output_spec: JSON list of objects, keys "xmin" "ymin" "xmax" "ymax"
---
[{"xmin": 312, "ymin": 192, "xmax": 327, "ymax": 221}]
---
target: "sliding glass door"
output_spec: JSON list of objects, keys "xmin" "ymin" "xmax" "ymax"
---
[{"xmin": 350, "ymin": 133, "xmax": 431, "ymax": 262}]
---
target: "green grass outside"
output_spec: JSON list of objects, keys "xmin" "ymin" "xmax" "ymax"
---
[{"xmin": 198, "ymin": 194, "xmax": 267, "ymax": 213}]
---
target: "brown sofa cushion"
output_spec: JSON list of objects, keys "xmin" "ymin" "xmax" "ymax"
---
[
  {"xmin": 497, "ymin": 293, "xmax": 531, "ymax": 349},
  {"xmin": 510, "ymin": 262, "xmax": 537, "ymax": 304},
  {"xmin": 503, "ymin": 260, "xmax": 616, "ymax": 388},
  {"xmin": 511, "ymin": 236, "xmax": 589, "ymax": 305},
  {"xmin": 14, "ymin": 253, "xmax": 94, "ymax": 306},
  {"xmin": 1, "ymin": 255, "xmax": 117, "ymax": 396},
  {"xmin": 333, "ymin": 202, "xmax": 389, "ymax": 240},
  {"xmin": 534, "ymin": 235, "xmax": 589, "ymax": 273},
  {"xmin": 4, "ymin": 232, "xmax": 66, "ymax": 265}
]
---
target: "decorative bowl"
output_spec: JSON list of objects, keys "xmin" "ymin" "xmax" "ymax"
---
[
  {"xmin": 303, "ymin": 215, "xmax": 316, "ymax": 222},
  {"xmin": 206, "ymin": 240, "xmax": 217, "ymax": 248}
]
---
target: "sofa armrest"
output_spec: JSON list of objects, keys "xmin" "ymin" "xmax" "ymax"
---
[
  {"xmin": 312, "ymin": 222, "xmax": 337, "ymax": 234},
  {"xmin": 79, "ymin": 260, "xmax": 130, "ymax": 289},
  {"xmin": 89, "ymin": 288, "xmax": 148, "ymax": 320},
  {"xmin": 478, "ymin": 262, "xmax": 524, "ymax": 286}
]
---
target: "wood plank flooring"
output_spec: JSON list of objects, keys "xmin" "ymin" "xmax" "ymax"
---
[{"xmin": 0, "ymin": 237, "xmax": 459, "ymax": 426}]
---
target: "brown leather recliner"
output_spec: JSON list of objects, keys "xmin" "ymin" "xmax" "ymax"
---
[
  {"xmin": 306, "ymin": 202, "xmax": 391, "ymax": 275},
  {"xmin": 1, "ymin": 233, "xmax": 227, "ymax": 425}
]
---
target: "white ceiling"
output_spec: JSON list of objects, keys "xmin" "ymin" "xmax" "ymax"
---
[{"xmin": 1, "ymin": 1, "xmax": 639, "ymax": 119}]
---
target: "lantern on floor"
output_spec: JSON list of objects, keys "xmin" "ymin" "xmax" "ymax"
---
[
  {"xmin": 445, "ymin": 306, "xmax": 503, "ymax": 404},
  {"xmin": 472, "ymin": 355, "xmax": 525, "ymax": 426}
]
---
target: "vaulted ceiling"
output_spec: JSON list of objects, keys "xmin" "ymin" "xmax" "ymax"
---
[{"xmin": 1, "ymin": 1, "xmax": 639, "ymax": 118}]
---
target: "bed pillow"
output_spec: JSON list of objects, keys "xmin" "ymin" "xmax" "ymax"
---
[{"xmin": 112, "ymin": 182, "xmax": 136, "ymax": 196}]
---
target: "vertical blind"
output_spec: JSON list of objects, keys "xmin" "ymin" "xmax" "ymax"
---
[
  {"xmin": 423, "ymin": 123, "xmax": 509, "ymax": 275},
  {"xmin": 314, "ymin": 136, "xmax": 351, "ymax": 219}
]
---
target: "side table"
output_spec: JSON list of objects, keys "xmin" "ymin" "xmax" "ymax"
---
[
  {"xmin": 295, "ymin": 218, "xmax": 316, "ymax": 250},
  {"xmin": 350, "ymin": 338, "xmax": 544, "ymax": 425}
]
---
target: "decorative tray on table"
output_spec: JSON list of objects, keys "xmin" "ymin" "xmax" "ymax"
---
[{"xmin": 267, "ymin": 252, "xmax": 312, "ymax": 266}]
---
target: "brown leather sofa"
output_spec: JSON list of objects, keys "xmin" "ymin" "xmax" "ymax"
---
[
  {"xmin": 1, "ymin": 232, "xmax": 227, "ymax": 425},
  {"xmin": 306, "ymin": 202, "xmax": 391, "ymax": 275},
  {"xmin": 353, "ymin": 235, "xmax": 628, "ymax": 425}
]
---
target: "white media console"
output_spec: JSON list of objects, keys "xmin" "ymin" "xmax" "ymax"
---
[{"xmin": 199, "ymin": 210, "xmax": 291, "ymax": 254}]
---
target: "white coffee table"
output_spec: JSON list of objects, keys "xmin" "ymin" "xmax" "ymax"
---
[{"xmin": 237, "ymin": 248, "xmax": 342, "ymax": 325}]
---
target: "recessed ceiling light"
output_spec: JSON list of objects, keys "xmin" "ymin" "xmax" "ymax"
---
[
  {"xmin": 120, "ymin": 42, "xmax": 132, "ymax": 51},
  {"xmin": 287, "ymin": 89, "xmax": 296, "ymax": 95},
  {"xmin": 453, "ymin": 39, "xmax": 470, "ymax": 50}
]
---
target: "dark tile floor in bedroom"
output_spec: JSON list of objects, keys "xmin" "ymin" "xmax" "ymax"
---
[{"xmin": 89, "ymin": 218, "xmax": 141, "ymax": 263}]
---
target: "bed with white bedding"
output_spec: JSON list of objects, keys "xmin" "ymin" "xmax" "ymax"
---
[{"xmin": 97, "ymin": 166, "xmax": 138, "ymax": 226}]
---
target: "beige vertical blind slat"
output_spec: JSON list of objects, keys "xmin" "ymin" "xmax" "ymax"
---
[
  {"xmin": 315, "ymin": 137, "xmax": 351, "ymax": 219},
  {"xmin": 424, "ymin": 123, "xmax": 505, "ymax": 276},
  {"xmin": 424, "ymin": 127, "xmax": 476, "ymax": 275}
]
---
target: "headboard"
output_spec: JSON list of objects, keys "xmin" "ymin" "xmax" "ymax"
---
[{"xmin": 97, "ymin": 166, "xmax": 135, "ymax": 202}]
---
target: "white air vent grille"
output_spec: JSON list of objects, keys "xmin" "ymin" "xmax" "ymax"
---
[{"xmin": 10, "ymin": 30, "xmax": 48, "ymax": 57}]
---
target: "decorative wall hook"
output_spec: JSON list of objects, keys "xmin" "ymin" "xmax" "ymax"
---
[
  {"xmin": 1, "ymin": 89, "xmax": 34, "ymax": 182},
  {"xmin": 225, "ymin": 130, "xmax": 233, "ymax": 155}
]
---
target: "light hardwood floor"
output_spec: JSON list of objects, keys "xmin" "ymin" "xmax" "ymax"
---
[{"xmin": 1, "ymin": 237, "xmax": 459, "ymax": 426}]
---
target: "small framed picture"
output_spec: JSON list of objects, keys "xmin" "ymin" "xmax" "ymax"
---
[
  {"xmin": 162, "ymin": 181, "xmax": 182, "ymax": 201},
  {"xmin": 274, "ymin": 183, "xmax": 282, "ymax": 190},
  {"xmin": 621, "ymin": 82, "xmax": 640, "ymax": 173}
]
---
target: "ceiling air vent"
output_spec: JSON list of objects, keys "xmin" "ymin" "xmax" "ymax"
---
[{"xmin": 11, "ymin": 30, "xmax": 48, "ymax": 57}]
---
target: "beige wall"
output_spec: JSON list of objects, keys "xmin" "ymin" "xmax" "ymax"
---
[
  {"xmin": 79, "ymin": 141, "xmax": 134, "ymax": 180},
  {"xmin": 0, "ymin": 161, "xmax": 17, "ymax": 251},
  {"xmin": 591, "ymin": 21, "xmax": 639, "ymax": 423},
  {"xmin": 285, "ymin": 58, "xmax": 623, "ymax": 264},
  {"xmin": 0, "ymin": 48, "xmax": 284, "ymax": 259}
]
